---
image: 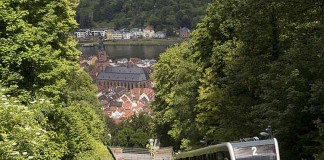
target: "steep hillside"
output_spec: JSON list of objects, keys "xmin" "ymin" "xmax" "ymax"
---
[{"xmin": 76, "ymin": 0, "xmax": 211, "ymax": 32}]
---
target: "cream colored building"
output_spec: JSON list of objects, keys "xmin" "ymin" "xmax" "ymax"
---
[
  {"xmin": 106, "ymin": 29, "xmax": 115, "ymax": 40},
  {"xmin": 143, "ymin": 26, "xmax": 155, "ymax": 38}
]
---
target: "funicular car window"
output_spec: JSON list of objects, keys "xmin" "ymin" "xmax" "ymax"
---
[{"xmin": 233, "ymin": 144, "xmax": 277, "ymax": 160}]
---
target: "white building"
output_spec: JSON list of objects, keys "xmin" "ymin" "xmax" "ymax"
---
[
  {"xmin": 75, "ymin": 29, "xmax": 90, "ymax": 38},
  {"xmin": 122, "ymin": 32, "xmax": 131, "ymax": 39},
  {"xmin": 91, "ymin": 29, "xmax": 107, "ymax": 37},
  {"xmin": 154, "ymin": 31, "xmax": 166, "ymax": 39},
  {"xmin": 130, "ymin": 28, "xmax": 143, "ymax": 39}
]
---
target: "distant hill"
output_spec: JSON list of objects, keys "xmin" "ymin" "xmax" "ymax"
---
[{"xmin": 75, "ymin": 0, "xmax": 211, "ymax": 34}]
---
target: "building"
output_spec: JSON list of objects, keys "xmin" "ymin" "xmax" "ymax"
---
[
  {"xmin": 143, "ymin": 26, "xmax": 155, "ymax": 38},
  {"xmin": 130, "ymin": 28, "xmax": 143, "ymax": 39},
  {"xmin": 97, "ymin": 37, "xmax": 109, "ymax": 72},
  {"xmin": 106, "ymin": 29, "xmax": 115, "ymax": 40},
  {"xmin": 154, "ymin": 31, "xmax": 166, "ymax": 38},
  {"xmin": 96, "ymin": 66, "xmax": 151, "ymax": 91},
  {"xmin": 180, "ymin": 27, "xmax": 190, "ymax": 38},
  {"xmin": 112, "ymin": 31, "xmax": 123, "ymax": 40},
  {"xmin": 102, "ymin": 87, "xmax": 154, "ymax": 120},
  {"xmin": 91, "ymin": 29, "xmax": 107, "ymax": 37},
  {"xmin": 75, "ymin": 29, "xmax": 90, "ymax": 39},
  {"xmin": 95, "ymin": 49, "xmax": 150, "ymax": 91},
  {"xmin": 122, "ymin": 32, "xmax": 131, "ymax": 39},
  {"xmin": 97, "ymin": 51, "xmax": 109, "ymax": 72}
]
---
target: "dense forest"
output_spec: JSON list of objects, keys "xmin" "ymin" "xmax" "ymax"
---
[
  {"xmin": 152, "ymin": 0, "xmax": 324, "ymax": 160},
  {"xmin": 0, "ymin": 0, "xmax": 112, "ymax": 159},
  {"xmin": 75, "ymin": 0, "xmax": 211, "ymax": 32},
  {"xmin": 2, "ymin": 0, "xmax": 324, "ymax": 159}
]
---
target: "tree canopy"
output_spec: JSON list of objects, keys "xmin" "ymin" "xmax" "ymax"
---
[
  {"xmin": 152, "ymin": 0, "xmax": 324, "ymax": 159},
  {"xmin": 0, "ymin": 0, "xmax": 113, "ymax": 159},
  {"xmin": 75, "ymin": 0, "xmax": 211, "ymax": 31},
  {"xmin": 107, "ymin": 113, "xmax": 153, "ymax": 148}
]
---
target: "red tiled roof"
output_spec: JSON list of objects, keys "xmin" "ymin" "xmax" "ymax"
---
[
  {"xmin": 117, "ymin": 107, "xmax": 124, "ymax": 113},
  {"xmin": 123, "ymin": 102, "xmax": 132, "ymax": 110},
  {"xmin": 130, "ymin": 88, "xmax": 141, "ymax": 100},
  {"xmin": 137, "ymin": 101, "xmax": 145, "ymax": 108},
  {"xmin": 142, "ymin": 88, "xmax": 154, "ymax": 98},
  {"xmin": 124, "ymin": 110, "xmax": 134, "ymax": 118},
  {"xmin": 121, "ymin": 96, "xmax": 129, "ymax": 102},
  {"xmin": 129, "ymin": 88, "xmax": 154, "ymax": 99},
  {"xmin": 125, "ymin": 93, "xmax": 132, "ymax": 100}
]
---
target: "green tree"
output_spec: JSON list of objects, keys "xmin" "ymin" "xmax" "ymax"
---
[
  {"xmin": 76, "ymin": 0, "xmax": 211, "ymax": 30},
  {"xmin": 219, "ymin": 1, "xmax": 324, "ymax": 159},
  {"xmin": 152, "ymin": 0, "xmax": 324, "ymax": 159},
  {"xmin": 194, "ymin": 0, "xmax": 324, "ymax": 159},
  {"xmin": 187, "ymin": 0, "xmax": 243, "ymax": 144},
  {"xmin": 0, "ymin": 91, "xmax": 64, "ymax": 159},
  {"xmin": 108, "ymin": 113, "xmax": 153, "ymax": 148},
  {"xmin": 0, "ymin": 0, "xmax": 113, "ymax": 159},
  {"xmin": 152, "ymin": 42, "xmax": 202, "ymax": 150},
  {"xmin": 0, "ymin": 0, "xmax": 79, "ymax": 100}
]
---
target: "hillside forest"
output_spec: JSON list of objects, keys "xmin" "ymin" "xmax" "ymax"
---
[
  {"xmin": 1, "ymin": 0, "xmax": 324, "ymax": 160},
  {"xmin": 75, "ymin": 0, "xmax": 211, "ymax": 32},
  {"xmin": 152, "ymin": 0, "xmax": 324, "ymax": 160}
]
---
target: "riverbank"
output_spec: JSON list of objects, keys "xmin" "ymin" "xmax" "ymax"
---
[{"xmin": 77, "ymin": 38, "xmax": 186, "ymax": 46}]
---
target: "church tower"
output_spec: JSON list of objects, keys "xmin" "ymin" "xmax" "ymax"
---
[{"xmin": 97, "ymin": 36, "xmax": 109, "ymax": 72}]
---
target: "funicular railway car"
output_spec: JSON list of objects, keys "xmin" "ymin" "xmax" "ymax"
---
[{"xmin": 175, "ymin": 138, "xmax": 280, "ymax": 160}]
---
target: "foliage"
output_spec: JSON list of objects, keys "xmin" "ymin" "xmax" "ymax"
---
[
  {"xmin": 0, "ymin": 93, "xmax": 64, "ymax": 160},
  {"xmin": 107, "ymin": 113, "xmax": 153, "ymax": 148},
  {"xmin": 190, "ymin": 0, "xmax": 243, "ymax": 143},
  {"xmin": 152, "ymin": 42, "xmax": 202, "ymax": 150},
  {"xmin": 0, "ymin": 93, "xmax": 113, "ymax": 160},
  {"xmin": 0, "ymin": 0, "xmax": 79, "ymax": 101},
  {"xmin": 315, "ymin": 120, "xmax": 324, "ymax": 160},
  {"xmin": 219, "ymin": 1, "xmax": 324, "ymax": 159},
  {"xmin": 73, "ymin": 140, "xmax": 113, "ymax": 160},
  {"xmin": 0, "ymin": 0, "xmax": 113, "ymax": 159},
  {"xmin": 76, "ymin": 0, "xmax": 212, "ymax": 32},
  {"xmin": 152, "ymin": 0, "xmax": 324, "ymax": 159}
]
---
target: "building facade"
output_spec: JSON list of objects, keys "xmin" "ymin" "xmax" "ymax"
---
[
  {"xmin": 180, "ymin": 27, "xmax": 190, "ymax": 38},
  {"xmin": 96, "ymin": 67, "xmax": 151, "ymax": 91},
  {"xmin": 75, "ymin": 29, "xmax": 90, "ymax": 39},
  {"xmin": 91, "ymin": 37, "xmax": 152, "ymax": 91},
  {"xmin": 143, "ymin": 26, "xmax": 155, "ymax": 38}
]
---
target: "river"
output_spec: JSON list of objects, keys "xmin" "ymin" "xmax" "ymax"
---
[{"xmin": 77, "ymin": 45, "xmax": 169, "ymax": 60}]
